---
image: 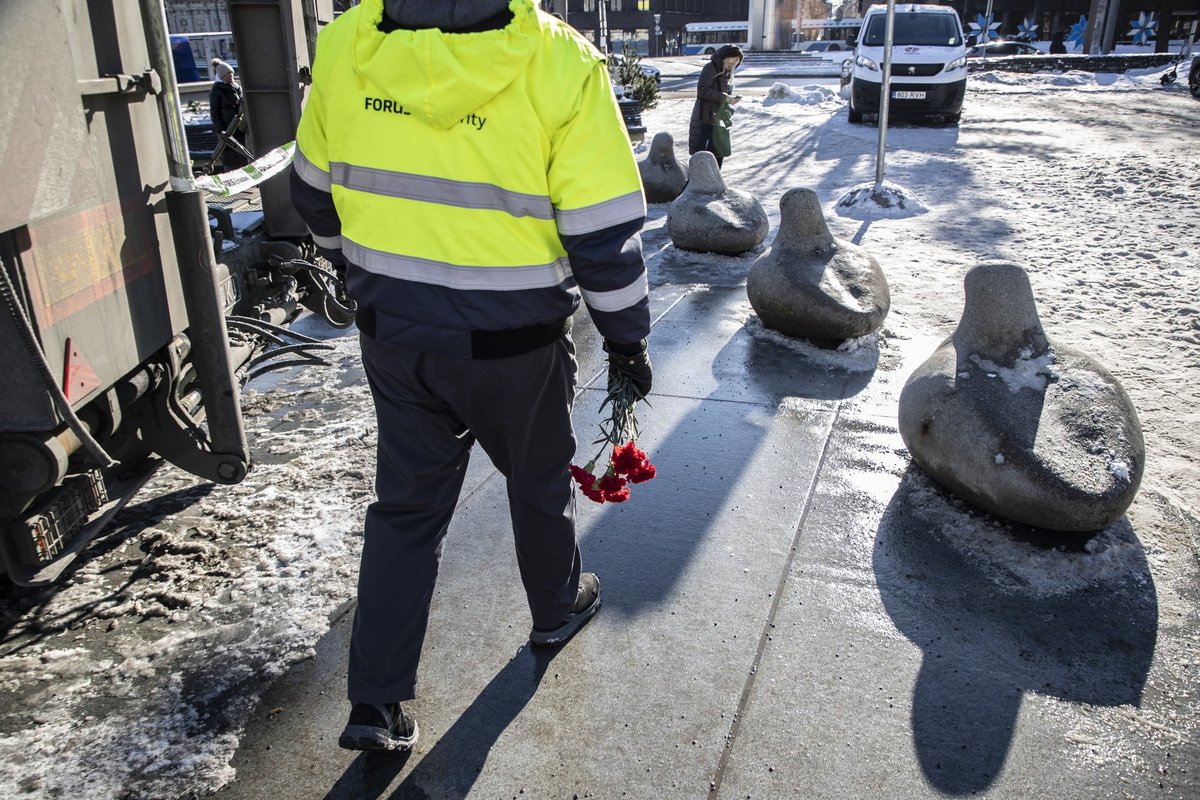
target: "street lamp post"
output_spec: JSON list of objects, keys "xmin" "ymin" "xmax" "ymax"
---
[{"xmin": 874, "ymin": 0, "xmax": 897, "ymax": 191}]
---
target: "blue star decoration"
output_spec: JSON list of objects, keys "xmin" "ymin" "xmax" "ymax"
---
[
  {"xmin": 1067, "ymin": 15, "xmax": 1088, "ymax": 51},
  {"xmin": 1017, "ymin": 17, "xmax": 1038, "ymax": 40},
  {"xmin": 969, "ymin": 14, "xmax": 1002, "ymax": 43},
  {"xmin": 1128, "ymin": 12, "xmax": 1158, "ymax": 46}
]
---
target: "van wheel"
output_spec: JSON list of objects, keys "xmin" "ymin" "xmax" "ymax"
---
[
  {"xmin": 848, "ymin": 106, "xmax": 863, "ymax": 124},
  {"xmin": 945, "ymin": 111, "xmax": 961, "ymax": 126}
]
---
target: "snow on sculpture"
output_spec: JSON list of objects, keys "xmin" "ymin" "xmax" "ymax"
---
[
  {"xmin": 638, "ymin": 132, "xmax": 688, "ymax": 204},
  {"xmin": 667, "ymin": 151, "xmax": 768, "ymax": 256},
  {"xmin": 898, "ymin": 262, "xmax": 1144, "ymax": 532},
  {"xmin": 747, "ymin": 187, "xmax": 890, "ymax": 342}
]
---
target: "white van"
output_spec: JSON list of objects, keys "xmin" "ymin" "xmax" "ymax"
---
[{"xmin": 848, "ymin": 4, "xmax": 967, "ymax": 125}]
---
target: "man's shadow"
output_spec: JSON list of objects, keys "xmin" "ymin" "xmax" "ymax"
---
[
  {"xmin": 324, "ymin": 645, "xmax": 558, "ymax": 800},
  {"xmin": 583, "ymin": 299, "xmax": 877, "ymax": 616},
  {"xmin": 874, "ymin": 468, "xmax": 1158, "ymax": 795}
]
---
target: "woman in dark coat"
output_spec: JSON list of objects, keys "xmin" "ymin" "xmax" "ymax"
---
[
  {"xmin": 209, "ymin": 59, "xmax": 248, "ymax": 169},
  {"xmin": 688, "ymin": 44, "xmax": 743, "ymax": 168}
]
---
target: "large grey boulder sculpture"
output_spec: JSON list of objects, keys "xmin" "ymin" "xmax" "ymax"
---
[
  {"xmin": 667, "ymin": 151, "xmax": 768, "ymax": 256},
  {"xmin": 898, "ymin": 262, "xmax": 1144, "ymax": 532},
  {"xmin": 638, "ymin": 132, "xmax": 688, "ymax": 204},
  {"xmin": 747, "ymin": 187, "xmax": 890, "ymax": 342}
]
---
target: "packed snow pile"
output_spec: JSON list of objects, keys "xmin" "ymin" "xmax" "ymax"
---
[
  {"xmin": 746, "ymin": 316, "xmax": 882, "ymax": 373},
  {"xmin": 762, "ymin": 81, "xmax": 842, "ymax": 107},
  {"xmin": 971, "ymin": 68, "xmax": 1192, "ymax": 93},
  {"xmin": 905, "ymin": 471, "xmax": 1150, "ymax": 598},
  {"xmin": 835, "ymin": 181, "xmax": 930, "ymax": 220}
]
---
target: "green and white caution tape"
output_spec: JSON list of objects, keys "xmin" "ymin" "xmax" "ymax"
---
[{"xmin": 195, "ymin": 141, "xmax": 296, "ymax": 198}]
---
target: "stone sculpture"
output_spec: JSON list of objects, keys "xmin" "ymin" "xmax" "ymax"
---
[
  {"xmin": 898, "ymin": 262, "xmax": 1144, "ymax": 532},
  {"xmin": 667, "ymin": 151, "xmax": 768, "ymax": 256},
  {"xmin": 638, "ymin": 132, "xmax": 688, "ymax": 204},
  {"xmin": 747, "ymin": 187, "xmax": 890, "ymax": 342}
]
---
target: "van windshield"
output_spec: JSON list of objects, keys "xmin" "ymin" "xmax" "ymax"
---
[{"xmin": 861, "ymin": 13, "xmax": 961, "ymax": 47}]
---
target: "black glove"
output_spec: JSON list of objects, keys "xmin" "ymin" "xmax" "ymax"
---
[{"xmin": 604, "ymin": 338, "xmax": 652, "ymax": 399}]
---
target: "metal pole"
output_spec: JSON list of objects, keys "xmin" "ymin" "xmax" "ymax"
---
[
  {"xmin": 599, "ymin": 0, "xmax": 608, "ymax": 54},
  {"xmin": 874, "ymin": 0, "xmax": 896, "ymax": 191},
  {"xmin": 1101, "ymin": 0, "xmax": 1122, "ymax": 53},
  {"xmin": 139, "ymin": 0, "xmax": 194, "ymax": 186}
]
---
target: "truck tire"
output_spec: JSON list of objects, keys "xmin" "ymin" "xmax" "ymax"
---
[{"xmin": 848, "ymin": 106, "xmax": 863, "ymax": 124}]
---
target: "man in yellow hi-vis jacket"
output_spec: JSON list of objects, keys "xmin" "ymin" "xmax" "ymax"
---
[{"xmin": 290, "ymin": 0, "xmax": 652, "ymax": 751}]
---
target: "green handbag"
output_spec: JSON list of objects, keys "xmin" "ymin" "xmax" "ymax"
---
[{"xmin": 710, "ymin": 101, "xmax": 732, "ymax": 158}]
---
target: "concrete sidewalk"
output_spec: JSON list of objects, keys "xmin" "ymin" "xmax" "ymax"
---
[{"xmin": 211, "ymin": 209, "xmax": 1195, "ymax": 799}]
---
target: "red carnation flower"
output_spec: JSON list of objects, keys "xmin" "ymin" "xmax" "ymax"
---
[
  {"xmin": 597, "ymin": 470, "xmax": 630, "ymax": 502},
  {"xmin": 604, "ymin": 484, "xmax": 630, "ymax": 502},
  {"xmin": 570, "ymin": 463, "xmax": 606, "ymax": 504},
  {"xmin": 611, "ymin": 441, "xmax": 657, "ymax": 484},
  {"xmin": 572, "ymin": 358, "xmax": 658, "ymax": 504},
  {"xmin": 629, "ymin": 461, "xmax": 657, "ymax": 484}
]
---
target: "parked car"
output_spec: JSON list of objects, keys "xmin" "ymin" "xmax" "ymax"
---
[
  {"xmin": 1190, "ymin": 54, "xmax": 1200, "ymax": 98},
  {"xmin": 848, "ymin": 4, "xmax": 968, "ymax": 125},
  {"xmin": 967, "ymin": 41, "xmax": 1044, "ymax": 58},
  {"xmin": 609, "ymin": 53, "xmax": 661, "ymax": 85},
  {"xmin": 182, "ymin": 107, "xmax": 218, "ymax": 168},
  {"xmin": 796, "ymin": 40, "xmax": 845, "ymax": 52}
]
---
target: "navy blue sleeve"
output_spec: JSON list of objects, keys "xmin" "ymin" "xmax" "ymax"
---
[
  {"xmin": 560, "ymin": 217, "xmax": 650, "ymax": 345},
  {"xmin": 289, "ymin": 166, "xmax": 345, "ymax": 265}
]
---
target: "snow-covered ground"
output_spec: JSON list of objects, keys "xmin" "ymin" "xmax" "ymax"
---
[{"xmin": 1, "ymin": 66, "xmax": 1198, "ymax": 799}]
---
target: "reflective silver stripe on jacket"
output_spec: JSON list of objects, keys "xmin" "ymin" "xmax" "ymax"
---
[
  {"xmin": 344, "ymin": 238, "xmax": 572, "ymax": 291},
  {"xmin": 555, "ymin": 190, "xmax": 647, "ymax": 236},
  {"xmin": 309, "ymin": 229, "xmax": 342, "ymax": 250},
  {"xmin": 329, "ymin": 163, "xmax": 555, "ymax": 220},
  {"xmin": 294, "ymin": 147, "xmax": 332, "ymax": 192},
  {"xmin": 580, "ymin": 272, "xmax": 648, "ymax": 312}
]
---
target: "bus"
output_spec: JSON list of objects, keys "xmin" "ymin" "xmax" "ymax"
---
[
  {"xmin": 794, "ymin": 17, "xmax": 863, "ymax": 48},
  {"xmin": 682, "ymin": 21, "xmax": 750, "ymax": 56}
]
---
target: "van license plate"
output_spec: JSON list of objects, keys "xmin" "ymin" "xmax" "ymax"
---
[{"xmin": 892, "ymin": 90, "xmax": 926, "ymax": 100}]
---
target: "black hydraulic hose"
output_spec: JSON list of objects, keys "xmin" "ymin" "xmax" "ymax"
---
[
  {"xmin": 245, "ymin": 342, "xmax": 334, "ymax": 371},
  {"xmin": 0, "ymin": 264, "xmax": 116, "ymax": 468},
  {"xmin": 227, "ymin": 315, "xmax": 324, "ymax": 344}
]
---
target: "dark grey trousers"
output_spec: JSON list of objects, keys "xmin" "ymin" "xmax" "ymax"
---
[{"xmin": 348, "ymin": 333, "xmax": 582, "ymax": 704}]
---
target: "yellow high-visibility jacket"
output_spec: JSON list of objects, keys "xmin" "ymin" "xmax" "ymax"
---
[{"xmin": 291, "ymin": 0, "xmax": 649, "ymax": 357}]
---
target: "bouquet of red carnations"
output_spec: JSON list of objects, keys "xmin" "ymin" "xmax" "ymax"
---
[{"xmin": 569, "ymin": 369, "xmax": 656, "ymax": 504}]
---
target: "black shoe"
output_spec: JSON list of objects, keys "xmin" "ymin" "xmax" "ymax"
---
[
  {"xmin": 529, "ymin": 573, "xmax": 601, "ymax": 647},
  {"xmin": 338, "ymin": 702, "xmax": 419, "ymax": 751}
]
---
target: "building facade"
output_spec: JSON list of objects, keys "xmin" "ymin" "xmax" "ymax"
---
[
  {"xmin": 546, "ymin": 0, "xmax": 752, "ymax": 55},
  {"xmin": 164, "ymin": 0, "xmax": 234, "ymax": 78},
  {"xmin": 167, "ymin": 0, "xmax": 1199, "ymax": 64},
  {"xmin": 550, "ymin": 0, "xmax": 1198, "ymax": 53}
]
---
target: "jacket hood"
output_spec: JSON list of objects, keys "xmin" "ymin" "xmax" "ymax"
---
[
  {"xmin": 384, "ymin": 0, "xmax": 510, "ymax": 30},
  {"xmin": 352, "ymin": 0, "xmax": 542, "ymax": 130},
  {"xmin": 710, "ymin": 45, "xmax": 744, "ymax": 69}
]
